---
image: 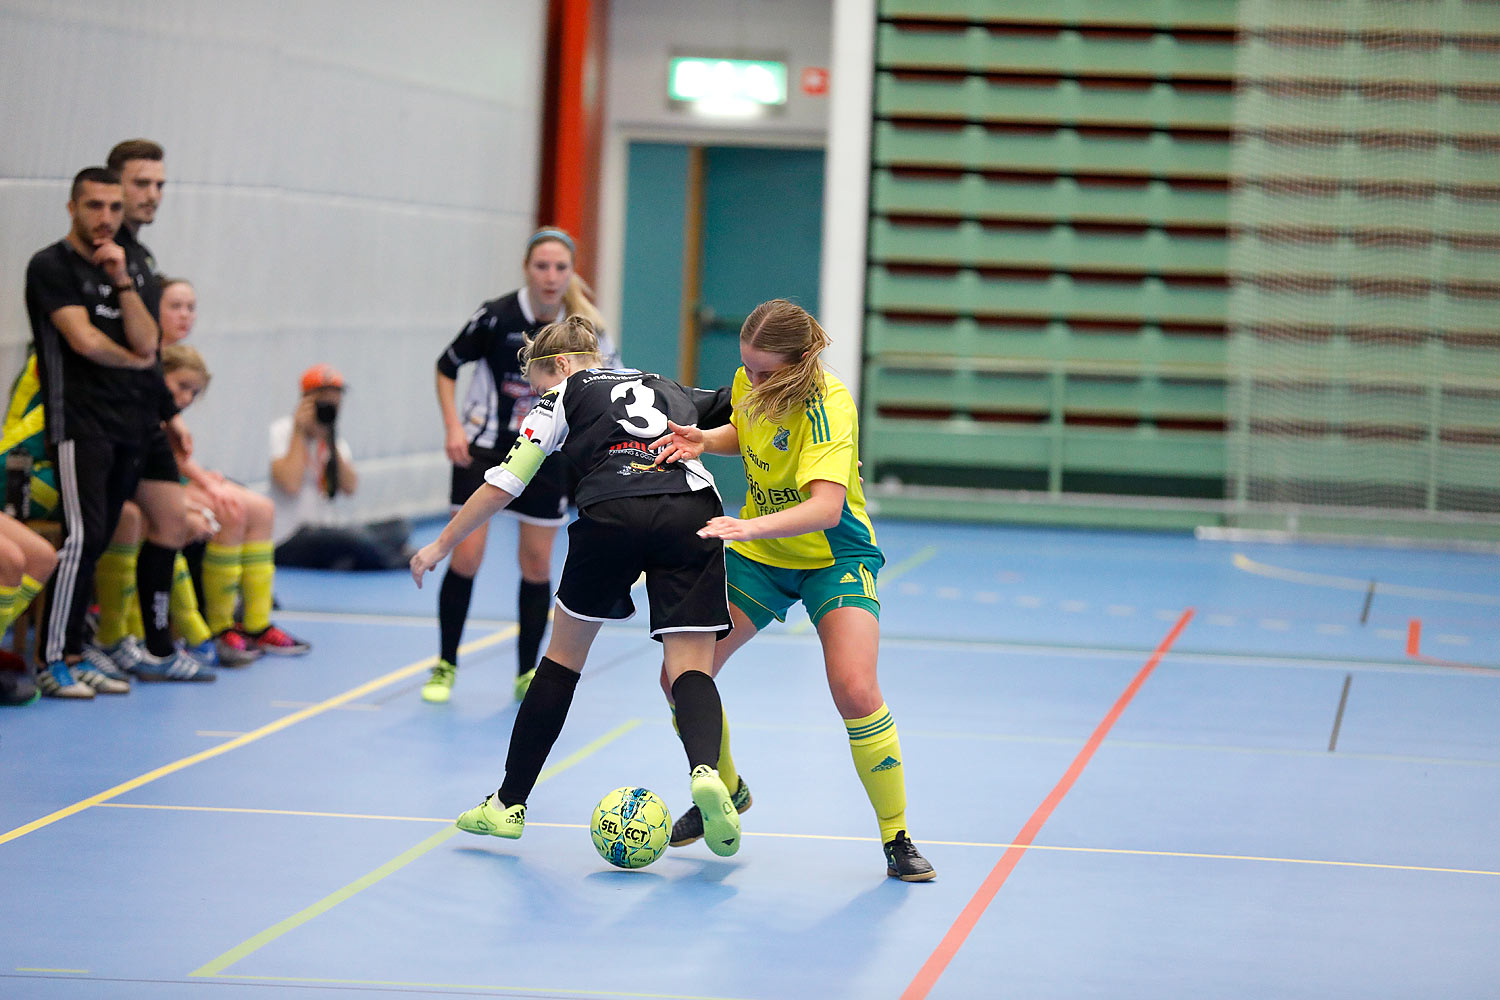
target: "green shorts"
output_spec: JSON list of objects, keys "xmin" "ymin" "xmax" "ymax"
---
[{"xmin": 726, "ymin": 547, "xmax": 881, "ymax": 630}]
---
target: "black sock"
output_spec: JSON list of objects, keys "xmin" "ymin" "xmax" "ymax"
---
[
  {"xmin": 497, "ymin": 656, "xmax": 579, "ymax": 806},
  {"xmin": 516, "ymin": 579, "xmax": 551, "ymax": 676},
  {"xmin": 437, "ymin": 568, "xmax": 474, "ymax": 664},
  {"xmin": 670, "ymin": 670, "xmax": 724, "ymax": 771},
  {"xmin": 183, "ymin": 540, "xmax": 207, "ymax": 608},
  {"xmin": 136, "ymin": 541, "xmax": 177, "ymax": 658}
]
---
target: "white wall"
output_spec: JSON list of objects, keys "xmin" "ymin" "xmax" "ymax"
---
[
  {"xmin": 820, "ymin": 0, "xmax": 876, "ymax": 402},
  {"xmin": 595, "ymin": 0, "xmax": 835, "ymax": 365},
  {"xmin": 0, "ymin": 0, "xmax": 546, "ymax": 521}
]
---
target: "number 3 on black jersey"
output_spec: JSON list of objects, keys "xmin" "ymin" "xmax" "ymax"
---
[{"xmin": 611, "ymin": 379, "xmax": 668, "ymax": 437}]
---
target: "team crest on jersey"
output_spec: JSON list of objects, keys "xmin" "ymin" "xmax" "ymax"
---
[{"xmin": 771, "ymin": 427, "xmax": 790, "ymax": 452}]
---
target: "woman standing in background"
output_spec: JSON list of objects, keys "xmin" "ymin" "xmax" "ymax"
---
[{"xmin": 424, "ymin": 228, "xmax": 618, "ymax": 705}]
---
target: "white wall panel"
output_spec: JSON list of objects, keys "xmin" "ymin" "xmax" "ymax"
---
[{"xmin": 1, "ymin": 0, "xmax": 544, "ymax": 522}]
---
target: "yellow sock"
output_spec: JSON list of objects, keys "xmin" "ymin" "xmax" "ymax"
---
[
  {"xmin": 202, "ymin": 542, "xmax": 243, "ymax": 635},
  {"xmin": 15, "ymin": 573, "xmax": 42, "ymax": 623},
  {"xmin": 0, "ymin": 584, "xmax": 17, "ymax": 633},
  {"xmin": 125, "ymin": 591, "xmax": 143, "ymax": 639},
  {"xmin": 169, "ymin": 553, "xmax": 212, "ymax": 647},
  {"xmin": 671, "ymin": 704, "xmax": 739, "ymax": 792},
  {"xmin": 845, "ymin": 703, "xmax": 909, "ymax": 843},
  {"xmin": 94, "ymin": 542, "xmax": 138, "ymax": 647},
  {"xmin": 240, "ymin": 540, "xmax": 274, "ymax": 634}
]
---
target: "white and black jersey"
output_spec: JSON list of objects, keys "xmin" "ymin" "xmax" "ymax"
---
[
  {"xmin": 437, "ymin": 289, "xmax": 619, "ymax": 451},
  {"xmin": 486, "ymin": 369, "xmax": 731, "ymax": 510}
]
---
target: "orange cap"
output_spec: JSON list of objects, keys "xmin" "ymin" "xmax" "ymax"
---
[{"xmin": 300, "ymin": 363, "xmax": 345, "ymax": 393}]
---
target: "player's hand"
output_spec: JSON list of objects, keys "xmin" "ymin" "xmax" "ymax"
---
[
  {"xmin": 92, "ymin": 239, "xmax": 130, "ymax": 286},
  {"xmin": 444, "ymin": 426, "xmax": 472, "ymax": 467},
  {"xmin": 650, "ymin": 420, "xmax": 704, "ymax": 465},
  {"xmin": 185, "ymin": 503, "xmax": 219, "ymax": 543},
  {"xmin": 165, "ymin": 414, "xmax": 193, "ymax": 458},
  {"xmin": 697, "ymin": 515, "xmax": 757, "ymax": 541},
  {"xmin": 409, "ymin": 541, "xmax": 446, "ymax": 588},
  {"xmin": 207, "ymin": 481, "xmax": 244, "ymax": 524}
]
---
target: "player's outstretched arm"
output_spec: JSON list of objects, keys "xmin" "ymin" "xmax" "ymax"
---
[
  {"xmin": 697, "ymin": 479, "xmax": 846, "ymax": 542},
  {"xmin": 651, "ymin": 420, "xmax": 739, "ymax": 465},
  {"xmin": 410, "ymin": 482, "xmax": 514, "ymax": 587}
]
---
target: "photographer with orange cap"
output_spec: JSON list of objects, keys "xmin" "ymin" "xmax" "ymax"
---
[{"xmin": 268, "ymin": 364, "xmax": 411, "ymax": 570}]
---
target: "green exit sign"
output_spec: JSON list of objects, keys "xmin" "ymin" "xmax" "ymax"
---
[{"xmin": 669, "ymin": 57, "xmax": 787, "ymax": 108}]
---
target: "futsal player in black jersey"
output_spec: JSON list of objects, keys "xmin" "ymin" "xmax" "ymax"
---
[
  {"xmin": 96, "ymin": 138, "xmax": 216, "ymax": 682},
  {"xmin": 410, "ymin": 317, "xmax": 745, "ymax": 858},
  {"xmin": 426, "ymin": 228, "xmax": 619, "ymax": 705},
  {"xmin": 25, "ymin": 167, "xmax": 168, "ymax": 697}
]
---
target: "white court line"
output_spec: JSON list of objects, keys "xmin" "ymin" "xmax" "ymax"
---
[
  {"xmin": 94, "ymin": 802, "xmax": 1500, "ymax": 878},
  {"xmin": 1233, "ymin": 553, "xmax": 1500, "ymax": 606}
]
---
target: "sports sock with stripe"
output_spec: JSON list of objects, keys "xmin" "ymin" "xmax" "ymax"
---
[
  {"xmin": 2, "ymin": 573, "xmax": 45, "ymax": 634},
  {"xmin": 845, "ymin": 703, "xmax": 910, "ymax": 843},
  {"xmin": 0, "ymin": 574, "xmax": 44, "ymax": 633},
  {"xmin": 201, "ymin": 542, "xmax": 242, "ymax": 635},
  {"xmin": 169, "ymin": 553, "xmax": 212, "ymax": 647},
  {"xmin": 0, "ymin": 583, "xmax": 17, "ymax": 633},
  {"xmin": 240, "ymin": 540, "xmax": 275, "ymax": 634},
  {"xmin": 93, "ymin": 541, "xmax": 138, "ymax": 647}
]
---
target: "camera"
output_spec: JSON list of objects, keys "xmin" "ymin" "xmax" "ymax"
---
[{"xmin": 315, "ymin": 401, "xmax": 338, "ymax": 425}]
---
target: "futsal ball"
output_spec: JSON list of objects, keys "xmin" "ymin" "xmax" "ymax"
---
[{"xmin": 590, "ymin": 786, "xmax": 671, "ymax": 869}]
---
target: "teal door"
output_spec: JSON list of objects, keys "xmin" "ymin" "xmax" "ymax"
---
[{"xmin": 620, "ymin": 142, "xmax": 825, "ymax": 506}]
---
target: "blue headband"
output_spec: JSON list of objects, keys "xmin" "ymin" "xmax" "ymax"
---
[{"xmin": 528, "ymin": 228, "xmax": 575, "ymax": 254}]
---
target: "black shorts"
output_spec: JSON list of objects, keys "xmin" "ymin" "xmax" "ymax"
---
[
  {"xmin": 555, "ymin": 490, "xmax": 730, "ymax": 641},
  {"xmin": 449, "ymin": 439, "xmax": 569, "ymax": 525},
  {"xmin": 139, "ymin": 425, "xmax": 180, "ymax": 483}
]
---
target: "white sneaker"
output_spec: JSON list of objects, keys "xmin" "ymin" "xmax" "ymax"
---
[
  {"xmin": 36, "ymin": 660, "xmax": 94, "ymax": 699},
  {"xmin": 103, "ymin": 635, "xmax": 146, "ymax": 673},
  {"xmin": 73, "ymin": 647, "xmax": 131, "ymax": 694}
]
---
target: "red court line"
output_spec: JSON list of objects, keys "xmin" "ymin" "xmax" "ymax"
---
[
  {"xmin": 901, "ymin": 608, "xmax": 1196, "ymax": 1000},
  {"xmin": 1405, "ymin": 617, "xmax": 1494, "ymax": 672}
]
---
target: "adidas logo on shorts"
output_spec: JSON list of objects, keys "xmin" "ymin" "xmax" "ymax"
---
[{"xmin": 840, "ymin": 572, "xmax": 857, "ymax": 583}]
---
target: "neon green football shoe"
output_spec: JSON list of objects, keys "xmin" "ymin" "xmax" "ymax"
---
[
  {"xmin": 513, "ymin": 666, "xmax": 535, "ymax": 701},
  {"xmin": 689, "ymin": 765, "xmax": 740, "ymax": 857},
  {"xmin": 455, "ymin": 793, "xmax": 525, "ymax": 839},
  {"xmin": 421, "ymin": 660, "xmax": 456, "ymax": 704}
]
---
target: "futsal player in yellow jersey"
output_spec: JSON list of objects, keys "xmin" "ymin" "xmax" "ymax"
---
[{"xmin": 652, "ymin": 299, "xmax": 935, "ymax": 881}]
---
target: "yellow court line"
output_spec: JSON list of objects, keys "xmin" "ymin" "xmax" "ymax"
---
[
  {"xmin": 0, "ymin": 626, "xmax": 517, "ymax": 848},
  {"xmin": 1233, "ymin": 552, "xmax": 1500, "ymax": 607},
  {"xmin": 190, "ymin": 719, "xmax": 642, "ymax": 979},
  {"xmin": 95, "ymin": 802, "xmax": 1499, "ymax": 880},
  {"xmin": 789, "ymin": 544, "xmax": 939, "ymax": 635}
]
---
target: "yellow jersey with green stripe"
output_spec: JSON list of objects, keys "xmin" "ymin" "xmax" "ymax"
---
[
  {"xmin": 728, "ymin": 367, "xmax": 883, "ymax": 571},
  {"xmin": 1, "ymin": 353, "xmax": 46, "ymax": 462}
]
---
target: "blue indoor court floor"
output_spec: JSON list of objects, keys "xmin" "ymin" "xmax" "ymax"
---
[{"xmin": 2, "ymin": 517, "xmax": 1498, "ymax": 999}]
